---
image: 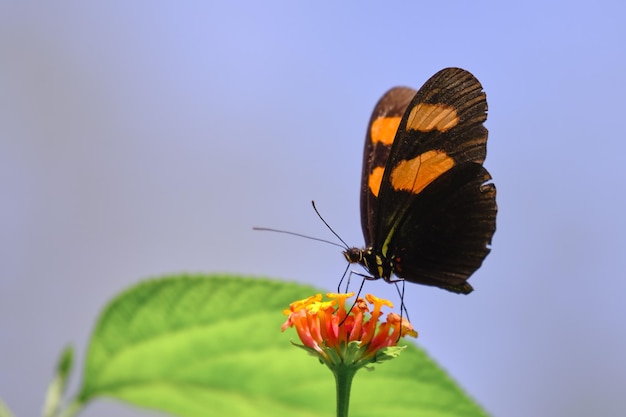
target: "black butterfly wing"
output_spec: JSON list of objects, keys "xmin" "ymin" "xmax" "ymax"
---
[
  {"xmin": 360, "ymin": 87, "xmax": 415, "ymax": 247},
  {"xmin": 388, "ymin": 163, "xmax": 496, "ymax": 293},
  {"xmin": 367, "ymin": 68, "xmax": 496, "ymax": 293}
]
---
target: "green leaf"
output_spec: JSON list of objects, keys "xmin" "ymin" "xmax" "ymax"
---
[
  {"xmin": 373, "ymin": 345, "xmax": 406, "ymax": 362},
  {"xmin": 0, "ymin": 397, "xmax": 15, "ymax": 417},
  {"xmin": 76, "ymin": 274, "xmax": 488, "ymax": 417},
  {"xmin": 43, "ymin": 346, "xmax": 74, "ymax": 417}
]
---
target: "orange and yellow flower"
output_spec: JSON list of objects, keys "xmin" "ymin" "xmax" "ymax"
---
[{"xmin": 281, "ymin": 292, "xmax": 417, "ymax": 369}]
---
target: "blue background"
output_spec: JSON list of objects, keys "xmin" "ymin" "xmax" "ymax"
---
[{"xmin": 1, "ymin": 2, "xmax": 625, "ymax": 416}]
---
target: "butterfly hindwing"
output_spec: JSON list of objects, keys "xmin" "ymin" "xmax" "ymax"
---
[
  {"xmin": 387, "ymin": 163, "xmax": 496, "ymax": 293},
  {"xmin": 355, "ymin": 67, "xmax": 497, "ymax": 294},
  {"xmin": 361, "ymin": 86, "xmax": 416, "ymax": 247}
]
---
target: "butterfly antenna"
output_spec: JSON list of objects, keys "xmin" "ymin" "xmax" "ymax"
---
[
  {"xmin": 311, "ymin": 200, "xmax": 350, "ymax": 249},
  {"xmin": 252, "ymin": 227, "xmax": 346, "ymax": 249}
]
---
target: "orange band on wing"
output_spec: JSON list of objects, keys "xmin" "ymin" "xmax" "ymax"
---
[
  {"xmin": 406, "ymin": 103, "xmax": 459, "ymax": 132},
  {"xmin": 368, "ymin": 166, "xmax": 385, "ymax": 197},
  {"xmin": 390, "ymin": 150, "xmax": 454, "ymax": 194},
  {"xmin": 370, "ymin": 116, "xmax": 402, "ymax": 145}
]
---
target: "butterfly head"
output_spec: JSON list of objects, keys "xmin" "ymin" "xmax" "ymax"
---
[{"xmin": 343, "ymin": 247, "xmax": 394, "ymax": 282}]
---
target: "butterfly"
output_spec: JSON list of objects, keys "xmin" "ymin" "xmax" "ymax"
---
[{"xmin": 342, "ymin": 67, "xmax": 497, "ymax": 294}]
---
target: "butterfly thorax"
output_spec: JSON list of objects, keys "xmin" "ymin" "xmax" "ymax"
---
[{"xmin": 343, "ymin": 247, "xmax": 394, "ymax": 282}]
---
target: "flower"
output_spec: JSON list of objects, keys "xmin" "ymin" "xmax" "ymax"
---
[{"xmin": 281, "ymin": 292, "xmax": 417, "ymax": 370}]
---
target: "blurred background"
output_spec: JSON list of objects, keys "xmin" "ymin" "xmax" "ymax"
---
[{"xmin": 1, "ymin": 2, "xmax": 625, "ymax": 416}]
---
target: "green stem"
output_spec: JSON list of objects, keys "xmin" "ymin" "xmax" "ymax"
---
[{"xmin": 334, "ymin": 364, "xmax": 357, "ymax": 417}]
